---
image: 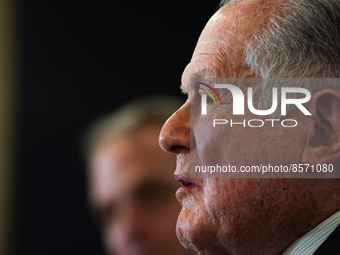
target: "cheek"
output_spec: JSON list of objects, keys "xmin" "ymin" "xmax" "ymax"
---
[
  {"xmin": 104, "ymin": 225, "xmax": 124, "ymax": 255},
  {"xmin": 203, "ymin": 179, "xmax": 300, "ymax": 245},
  {"xmin": 198, "ymin": 122, "xmax": 304, "ymax": 169},
  {"xmin": 197, "ymin": 124, "xmax": 259, "ymax": 167}
]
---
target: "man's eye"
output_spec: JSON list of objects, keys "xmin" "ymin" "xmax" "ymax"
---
[
  {"xmin": 206, "ymin": 96, "xmax": 215, "ymax": 106},
  {"xmin": 198, "ymin": 91, "xmax": 214, "ymax": 105}
]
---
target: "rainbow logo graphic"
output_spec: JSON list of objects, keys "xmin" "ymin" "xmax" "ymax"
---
[{"xmin": 197, "ymin": 82, "xmax": 223, "ymax": 106}]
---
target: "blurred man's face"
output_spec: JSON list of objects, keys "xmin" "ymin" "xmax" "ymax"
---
[
  {"xmin": 89, "ymin": 124, "xmax": 195, "ymax": 255},
  {"xmin": 159, "ymin": 1, "xmax": 332, "ymax": 254}
]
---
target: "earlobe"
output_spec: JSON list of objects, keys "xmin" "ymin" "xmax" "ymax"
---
[{"xmin": 302, "ymin": 90, "xmax": 340, "ymax": 165}]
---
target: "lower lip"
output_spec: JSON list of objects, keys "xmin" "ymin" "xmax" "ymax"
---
[
  {"xmin": 176, "ymin": 184, "xmax": 199, "ymax": 195},
  {"xmin": 175, "ymin": 187, "xmax": 185, "ymax": 203},
  {"xmin": 175, "ymin": 186, "xmax": 199, "ymax": 205}
]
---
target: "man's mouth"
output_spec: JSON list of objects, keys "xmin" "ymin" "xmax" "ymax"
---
[{"xmin": 174, "ymin": 174, "xmax": 201, "ymax": 189}]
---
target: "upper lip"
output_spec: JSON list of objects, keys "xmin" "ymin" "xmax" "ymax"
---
[{"xmin": 174, "ymin": 174, "xmax": 202, "ymax": 189}]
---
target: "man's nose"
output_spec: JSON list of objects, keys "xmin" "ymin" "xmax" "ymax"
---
[{"xmin": 159, "ymin": 101, "xmax": 192, "ymax": 154}]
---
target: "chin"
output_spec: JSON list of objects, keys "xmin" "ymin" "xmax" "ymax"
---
[{"xmin": 176, "ymin": 206, "xmax": 218, "ymax": 253}]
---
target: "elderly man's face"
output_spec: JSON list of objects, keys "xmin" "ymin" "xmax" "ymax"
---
[
  {"xmin": 159, "ymin": 1, "xmax": 333, "ymax": 254},
  {"xmin": 89, "ymin": 124, "xmax": 196, "ymax": 255}
]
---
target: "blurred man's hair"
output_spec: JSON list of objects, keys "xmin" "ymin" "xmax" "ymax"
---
[{"xmin": 83, "ymin": 96, "xmax": 183, "ymax": 158}]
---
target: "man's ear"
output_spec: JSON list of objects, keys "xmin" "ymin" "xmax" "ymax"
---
[{"xmin": 302, "ymin": 89, "xmax": 340, "ymax": 165}]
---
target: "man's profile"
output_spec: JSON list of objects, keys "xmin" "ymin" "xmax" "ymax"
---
[
  {"xmin": 159, "ymin": 0, "xmax": 340, "ymax": 254},
  {"xmin": 85, "ymin": 97, "xmax": 196, "ymax": 255}
]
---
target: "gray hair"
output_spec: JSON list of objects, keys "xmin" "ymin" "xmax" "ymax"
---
[
  {"xmin": 245, "ymin": 0, "xmax": 340, "ymax": 80},
  {"xmin": 220, "ymin": 0, "xmax": 340, "ymax": 115},
  {"xmin": 83, "ymin": 96, "xmax": 182, "ymax": 157}
]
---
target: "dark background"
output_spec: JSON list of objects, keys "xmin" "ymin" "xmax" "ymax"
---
[{"xmin": 15, "ymin": 1, "xmax": 220, "ymax": 254}]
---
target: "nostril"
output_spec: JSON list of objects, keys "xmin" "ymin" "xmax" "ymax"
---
[{"xmin": 169, "ymin": 145, "xmax": 188, "ymax": 153}]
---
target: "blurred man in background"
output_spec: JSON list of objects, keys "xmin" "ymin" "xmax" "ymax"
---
[{"xmin": 84, "ymin": 96, "xmax": 196, "ymax": 255}]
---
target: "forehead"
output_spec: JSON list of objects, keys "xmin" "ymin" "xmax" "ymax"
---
[
  {"xmin": 182, "ymin": 0, "xmax": 276, "ymax": 86},
  {"xmin": 89, "ymin": 124, "xmax": 177, "ymax": 202}
]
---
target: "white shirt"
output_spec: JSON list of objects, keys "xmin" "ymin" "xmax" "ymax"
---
[{"xmin": 282, "ymin": 210, "xmax": 340, "ymax": 255}]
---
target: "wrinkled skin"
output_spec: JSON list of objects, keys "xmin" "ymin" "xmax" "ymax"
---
[
  {"xmin": 89, "ymin": 124, "xmax": 196, "ymax": 255},
  {"xmin": 159, "ymin": 0, "xmax": 340, "ymax": 254}
]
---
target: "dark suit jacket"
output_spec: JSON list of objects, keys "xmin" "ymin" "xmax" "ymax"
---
[{"xmin": 313, "ymin": 225, "xmax": 340, "ymax": 255}]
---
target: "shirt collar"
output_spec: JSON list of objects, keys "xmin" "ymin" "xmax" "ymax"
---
[{"xmin": 282, "ymin": 210, "xmax": 340, "ymax": 255}]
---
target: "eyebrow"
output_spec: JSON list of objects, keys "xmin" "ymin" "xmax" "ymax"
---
[
  {"xmin": 179, "ymin": 53, "xmax": 229, "ymax": 96},
  {"xmin": 179, "ymin": 69, "xmax": 215, "ymax": 97},
  {"xmin": 180, "ymin": 84, "xmax": 188, "ymax": 95},
  {"xmin": 192, "ymin": 66, "xmax": 220, "ymax": 80}
]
